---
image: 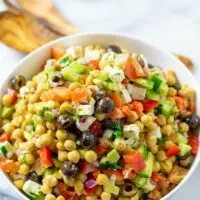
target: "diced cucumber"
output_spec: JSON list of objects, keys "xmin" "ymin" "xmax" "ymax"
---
[
  {"xmin": 52, "ymin": 157, "xmax": 62, "ymax": 167},
  {"xmin": 146, "ymin": 90, "xmax": 160, "ymax": 101},
  {"xmin": 23, "ymin": 180, "xmax": 43, "ymax": 199},
  {"xmin": 58, "ymin": 55, "xmax": 70, "ymax": 68},
  {"xmin": 1, "ymin": 106, "xmax": 15, "ymax": 119},
  {"xmin": 107, "ymin": 149, "xmax": 120, "ymax": 163},
  {"xmin": 0, "ymin": 141, "xmax": 14, "ymax": 158},
  {"xmin": 138, "ymin": 145, "xmax": 148, "ymax": 160},
  {"xmin": 175, "ymin": 133, "xmax": 188, "ymax": 144},
  {"xmin": 29, "ymin": 192, "xmax": 45, "ymax": 200},
  {"xmin": 44, "ymin": 110, "xmax": 55, "ymax": 121},
  {"xmin": 135, "ymin": 176, "xmax": 148, "ymax": 187},
  {"xmin": 61, "ymin": 67, "xmax": 80, "ymax": 82},
  {"xmin": 138, "ymin": 152, "xmax": 154, "ymax": 178},
  {"xmin": 43, "ymin": 168, "xmax": 54, "ymax": 178},
  {"xmin": 142, "ymin": 179, "xmax": 156, "ymax": 192},
  {"xmin": 69, "ymin": 62, "xmax": 87, "ymax": 74},
  {"xmin": 157, "ymin": 82, "xmax": 168, "ymax": 96},
  {"xmin": 157, "ymin": 101, "xmax": 172, "ymax": 117},
  {"xmin": 178, "ymin": 143, "xmax": 192, "ymax": 157},
  {"xmin": 134, "ymin": 78, "xmax": 154, "ymax": 90}
]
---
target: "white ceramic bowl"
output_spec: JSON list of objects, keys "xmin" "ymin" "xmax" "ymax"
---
[{"xmin": 0, "ymin": 33, "xmax": 200, "ymax": 200}]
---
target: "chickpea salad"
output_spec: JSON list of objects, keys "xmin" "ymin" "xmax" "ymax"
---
[{"xmin": 0, "ymin": 44, "xmax": 199, "ymax": 200}]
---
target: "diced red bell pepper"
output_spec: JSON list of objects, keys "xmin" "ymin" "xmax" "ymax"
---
[
  {"xmin": 0, "ymin": 133, "xmax": 10, "ymax": 142},
  {"xmin": 123, "ymin": 151, "xmax": 146, "ymax": 173},
  {"xmin": 90, "ymin": 60, "xmax": 100, "ymax": 70},
  {"xmin": 0, "ymin": 159, "xmax": 15, "ymax": 173},
  {"xmin": 38, "ymin": 146, "xmax": 53, "ymax": 168},
  {"xmin": 7, "ymin": 89, "xmax": 18, "ymax": 104},
  {"xmin": 188, "ymin": 135, "xmax": 199, "ymax": 155},
  {"xmin": 109, "ymin": 107, "xmax": 125, "ymax": 120},
  {"xmin": 166, "ymin": 144, "xmax": 180, "ymax": 157},
  {"xmin": 94, "ymin": 145, "xmax": 110, "ymax": 155},
  {"xmin": 79, "ymin": 160, "xmax": 95, "ymax": 174},
  {"xmin": 174, "ymin": 96, "xmax": 184, "ymax": 111},
  {"xmin": 91, "ymin": 169, "xmax": 100, "ymax": 179},
  {"xmin": 84, "ymin": 186, "xmax": 96, "ymax": 196},
  {"xmin": 103, "ymin": 169, "xmax": 124, "ymax": 182},
  {"xmin": 141, "ymin": 100, "xmax": 160, "ymax": 112},
  {"xmin": 151, "ymin": 172, "xmax": 166, "ymax": 185},
  {"xmin": 57, "ymin": 182, "xmax": 76, "ymax": 200},
  {"xmin": 124, "ymin": 61, "xmax": 137, "ymax": 81},
  {"xmin": 89, "ymin": 120, "xmax": 102, "ymax": 136},
  {"xmin": 130, "ymin": 101, "xmax": 144, "ymax": 117},
  {"xmin": 121, "ymin": 106, "xmax": 132, "ymax": 117}
]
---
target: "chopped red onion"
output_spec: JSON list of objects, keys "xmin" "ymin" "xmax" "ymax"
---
[
  {"xmin": 79, "ymin": 118, "xmax": 86, "ymax": 123},
  {"xmin": 85, "ymin": 179, "xmax": 97, "ymax": 189}
]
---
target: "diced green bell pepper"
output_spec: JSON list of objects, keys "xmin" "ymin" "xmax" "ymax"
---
[
  {"xmin": 146, "ymin": 90, "xmax": 161, "ymax": 100},
  {"xmin": 58, "ymin": 55, "xmax": 70, "ymax": 68},
  {"xmin": 69, "ymin": 62, "xmax": 87, "ymax": 74},
  {"xmin": 134, "ymin": 78, "xmax": 154, "ymax": 90},
  {"xmin": 61, "ymin": 67, "xmax": 80, "ymax": 82}
]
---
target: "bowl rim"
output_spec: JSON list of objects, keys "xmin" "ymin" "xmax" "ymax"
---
[{"xmin": 1, "ymin": 32, "xmax": 200, "ymax": 200}]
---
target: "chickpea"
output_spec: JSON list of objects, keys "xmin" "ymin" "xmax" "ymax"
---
[
  {"xmin": 67, "ymin": 150, "xmax": 80, "ymax": 163},
  {"xmin": 60, "ymin": 102, "xmax": 73, "ymax": 113},
  {"xmin": 35, "ymin": 124, "xmax": 46, "ymax": 135},
  {"xmin": 24, "ymin": 153, "xmax": 35, "ymax": 165},
  {"xmin": 156, "ymin": 115, "xmax": 166, "ymax": 126},
  {"xmin": 2, "ymin": 94, "xmax": 12, "ymax": 106},
  {"xmin": 12, "ymin": 129, "xmax": 23, "ymax": 140},
  {"xmin": 28, "ymin": 104, "xmax": 35, "ymax": 113},
  {"xmin": 18, "ymin": 164, "xmax": 30, "ymax": 175},
  {"xmin": 179, "ymin": 122, "xmax": 189, "ymax": 132},
  {"xmin": 167, "ymin": 116, "xmax": 174, "ymax": 124},
  {"xmin": 14, "ymin": 179, "xmax": 25, "ymax": 190},
  {"xmin": 156, "ymin": 151, "xmax": 167, "ymax": 161},
  {"xmin": 37, "ymin": 134, "xmax": 53, "ymax": 147},
  {"xmin": 184, "ymin": 88, "xmax": 196, "ymax": 98},
  {"xmin": 84, "ymin": 150, "xmax": 97, "ymax": 163},
  {"xmin": 141, "ymin": 115, "xmax": 152, "ymax": 125},
  {"xmin": 41, "ymin": 185, "xmax": 52, "ymax": 194},
  {"xmin": 134, "ymin": 121, "xmax": 144, "ymax": 132},
  {"xmin": 43, "ymin": 175, "xmax": 58, "ymax": 187},
  {"xmin": 165, "ymin": 72, "xmax": 176, "ymax": 86},
  {"xmin": 56, "ymin": 141, "xmax": 65, "ymax": 150},
  {"xmin": 147, "ymin": 122, "xmax": 157, "ymax": 131},
  {"xmin": 29, "ymin": 94, "xmax": 39, "ymax": 103},
  {"xmin": 64, "ymin": 140, "xmax": 76, "ymax": 151},
  {"xmin": 56, "ymin": 130, "xmax": 68, "ymax": 141},
  {"xmin": 153, "ymin": 161, "xmax": 161, "ymax": 172},
  {"xmin": 163, "ymin": 140, "xmax": 174, "ymax": 150},
  {"xmin": 56, "ymin": 196, "xmax": 65, "ymax": 200},
  {"xmin": 113, "ymin": 138, "xmax": 127, "ymax": 151},
  {"xmin": 167, "ymin": 87, "xmax": 177, "ymax": 97},
  {"xmin": 161, "ymin": 124, "xmax": 173, "ymax": 136},
  {"xmin": 127, "ymin": 111, "xmax": 138, "ymax": 123},
  {"xmin": 45, "ymin": 194, "xmax": 56, "ymax": 200},
  {"xmin": 96, "ymin": 174, "xmax": 108, "ymax": 185},
  {"xmin": 58, "ymin": 151, "xmax": 68, "ymax": 162}
]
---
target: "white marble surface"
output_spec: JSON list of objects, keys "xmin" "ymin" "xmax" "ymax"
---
[{"xmin": 0, "ymin": 0, "xmax": 200, "ymax": 199}]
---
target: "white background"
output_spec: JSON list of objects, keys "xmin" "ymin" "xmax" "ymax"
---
[{"xmin": 0, "ymin": 0, "xmax": 200, "ymax": 199}]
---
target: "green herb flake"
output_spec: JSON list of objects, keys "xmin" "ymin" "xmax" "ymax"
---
[
  {"xmin": 158, "ymin": 137, "xmax": 168, "ymax": 143},
  {"xmin": 100, "ymin": 161, "xmax": 121, "ymax": 169},
  {"xmin": 59, "ymin": 56, "xmax": 70, "ymax": 68},
  {"xmin": 0, "ymin": 146, "xmax": 7, "ymax": 157}
]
